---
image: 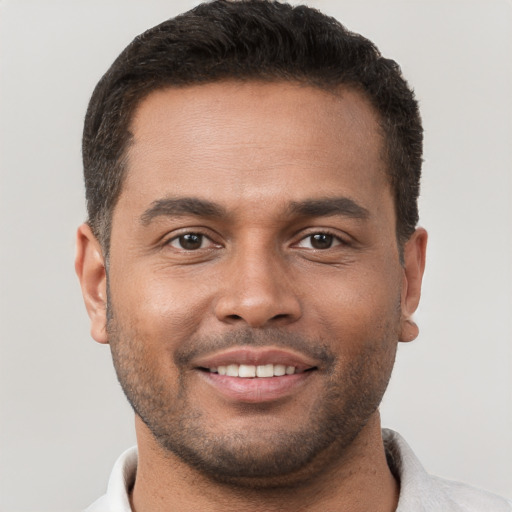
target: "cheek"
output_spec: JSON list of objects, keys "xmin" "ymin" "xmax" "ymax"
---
[
  {"xmin": 109, "ymin": 268, "xmax": 215, "ymax": 351},
  {"xmin": 303, "ymin": 263, "xmax": 402, "ymax": 341}
]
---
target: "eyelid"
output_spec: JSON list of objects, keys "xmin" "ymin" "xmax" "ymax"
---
[
  {"xmin": 293, "ymin": 229, "xmax": 350, "ymax": 248},
  {"xmin": 160, "ymin": 226, "xmax": 351, "ymax": 251},
  {"xmin": 163, "ymin": 228, "xmax": 222, "ymax": 250}
]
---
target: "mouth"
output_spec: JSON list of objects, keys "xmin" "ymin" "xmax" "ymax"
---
[
  {"xmin": 193, "ymin": 348, "xmax": 319, "ymax": 403},
  {"xmin": 200, "ymin": 363, "xmax": 312, "ymax": 377}
]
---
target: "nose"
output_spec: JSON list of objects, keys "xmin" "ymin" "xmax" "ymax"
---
[{"xmin": 214, "ymin": 245, "xmax": 302, "ymax": 328}]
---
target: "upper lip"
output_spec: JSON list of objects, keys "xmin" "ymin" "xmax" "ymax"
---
[{"xmin": 192, "ymin": 347, "xmax": 318, "ymax": 372}]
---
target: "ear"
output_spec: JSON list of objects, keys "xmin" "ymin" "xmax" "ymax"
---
[
  {"xmin": 399, "ymin": 228, "xmax": 428, "ymax": 343},
  {"xmin": 75, "ymin": 223, "xmax": 109, "ymax": 344}
]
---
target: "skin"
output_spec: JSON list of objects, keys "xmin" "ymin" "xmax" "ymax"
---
[{"xmin": 76, "ymin": 81, "xmax": 427, "ymax": 511}]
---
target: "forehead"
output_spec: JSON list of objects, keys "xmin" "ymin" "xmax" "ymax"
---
[{"xmin": 121, "ymin": 81, "xmax": 389, "ymax": 217}]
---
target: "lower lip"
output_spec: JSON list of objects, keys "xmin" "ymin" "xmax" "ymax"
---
[{"xmin": 198, "ymin": 370, "xmax": 314, "ymax": 403}]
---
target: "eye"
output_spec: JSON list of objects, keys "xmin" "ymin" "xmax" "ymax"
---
[
  {"xmin": 296, "ymin": 232, "xmax": 342, "ymax": 250},
  {"xmin": 168, "ymin": 233, "xmax": 211, "ymax": 250}
]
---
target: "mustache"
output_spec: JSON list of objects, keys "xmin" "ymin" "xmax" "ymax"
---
[{"xmin": 174, "ymin": 328, "xmax": 336, "ymax": 368}]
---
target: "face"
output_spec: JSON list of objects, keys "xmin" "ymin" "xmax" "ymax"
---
[{"xmin": 77, "ymin": 81, "xmax": 426, "ymax": 486}]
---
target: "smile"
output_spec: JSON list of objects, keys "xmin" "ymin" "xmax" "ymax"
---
[
  {"xmin": 193, "ymin": 348, "xmax": 319, "ymax": 403},
  {"xmin": 206, "ymin": 363, "xmax": 301, "ymax": 377}
]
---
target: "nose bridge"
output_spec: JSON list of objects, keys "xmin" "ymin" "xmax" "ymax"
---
[{"xmin": 214, "ymin": 232, "xmax": 301, "ymax": 327}]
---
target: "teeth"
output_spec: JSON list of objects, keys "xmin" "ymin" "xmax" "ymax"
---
[
  {"xmin": 256, "ymin": 364, "xmax": 273, "ymax": 377},
  {"xmin": 226, "ymin": 364, "xmax": 239, "ymax": 377},
  {"xmin": 212, "ymin": 364, "xmax": 298, "ymax": 378},
  {"xmin": 273, "ymin": 364, "xmax": 286, "ymax": 376},
  {"xmin": 239, "ymin": 364, "xmax": 256, "ymax": 378}
]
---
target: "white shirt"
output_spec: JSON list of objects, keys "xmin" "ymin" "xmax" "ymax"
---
[{"xmin": 86, "ymin": 429, "xmax": 512, "ymax": 511}]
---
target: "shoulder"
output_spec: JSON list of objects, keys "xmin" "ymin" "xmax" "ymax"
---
[
  {"xmin": 84, "ymin": 446, "xmax": 138, "ymax": 512},
  {"xmin": 85, "ymin": 494, "xmax": 110, "ymax": 512},
  {"xmin": 383, "ymin": 429, "xmax": 512, "ymax": 512},
  {"xmin": 431, "ymin": 475, "xmax": 512, "ymax": 512}
]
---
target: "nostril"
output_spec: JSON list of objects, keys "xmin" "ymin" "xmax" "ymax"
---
[
  {"xmin": 215, "ymin": 295, "xmax": 302, "ymax": 328},
  {"xmin": 272, "ymin": 313, "xmax": 290, "ymax": 321}
]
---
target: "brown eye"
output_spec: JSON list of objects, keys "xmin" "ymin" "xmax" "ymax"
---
[
  {"xmin": 170, "ymin": 233, "xmax": 205, "ymax": 250},
  {"xmin": 296, "ymin": 232, "xmax": 342, "ymax": 250},
  {"xmin": 310, "ymin": 233, "xmax": 334, "ymax": 249}
]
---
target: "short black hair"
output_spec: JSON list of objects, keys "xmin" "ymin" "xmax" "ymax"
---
[{"xmin": 83, "ymin": 0, "xmax": 422, "ymax": 253}]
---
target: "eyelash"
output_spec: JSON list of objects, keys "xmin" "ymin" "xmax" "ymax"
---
[
  {"xmin": 165, "ymin": 229, "xmax": 348, "ymax": 251},
  {"xmin": 294, "ymin": 231, "xmax": 347, "ymax": 250},
  {"xmin": 166, "ymin": 231, "xmax": 218, "ymax": 251}
]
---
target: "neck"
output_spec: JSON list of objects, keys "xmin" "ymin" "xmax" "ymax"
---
[{"xmin": 130, "ymin": 413, "xmax": 399, "ymax": 512}]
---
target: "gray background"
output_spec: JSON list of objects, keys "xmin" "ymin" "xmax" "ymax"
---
[{"xmin": 0, "ymin": 1, "xmax": 511, "ymax": 510}]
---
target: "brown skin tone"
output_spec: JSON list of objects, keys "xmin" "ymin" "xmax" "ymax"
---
[{"xmin": 76, "ymin": 82, "xmax": 427, "ymax": 511}]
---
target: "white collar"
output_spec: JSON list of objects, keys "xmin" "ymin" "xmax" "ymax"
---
[{"xmin": 85, "ymin": 429, "xmax": 512, "ymax": 511}]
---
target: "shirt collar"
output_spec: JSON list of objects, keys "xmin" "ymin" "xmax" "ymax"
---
[{"xmin": 92, "ymin": 429, "xmax": 444, "ymax": 511}]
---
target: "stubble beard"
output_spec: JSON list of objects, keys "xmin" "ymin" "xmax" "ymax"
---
[{"xmin": 107, "ymin": 308, "xmax": 399, "ymax": 488}]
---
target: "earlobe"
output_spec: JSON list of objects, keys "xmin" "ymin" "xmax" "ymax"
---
[
  {"xmin": 75, "ymin": 223, "xmax": 109, "ymax": 344},
  {"xmin": 399, "ymin": 228, "xmax": 427, "ymax": 343}
]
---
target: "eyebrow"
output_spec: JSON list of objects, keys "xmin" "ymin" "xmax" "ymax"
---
[
  {"xmin": 140, "ymin": 197, "xmax": 226, "ymax": 225},
  {"xmin": 287, "ymin": 197, "xmax": 369, "ymax": 220},
  {"xmin": 140, "ymin": 195, "xmax": 369, "ymax": 226}
]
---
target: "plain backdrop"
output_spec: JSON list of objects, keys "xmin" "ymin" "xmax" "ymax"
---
[{"xmin": 0, "ymin": 1, "xmax": 511, "ymax": 510}]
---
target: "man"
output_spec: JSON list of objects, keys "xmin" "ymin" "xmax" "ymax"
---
[{"xmin": 75, "ymin": 1, "xmax": 511, "ymax": 510}]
